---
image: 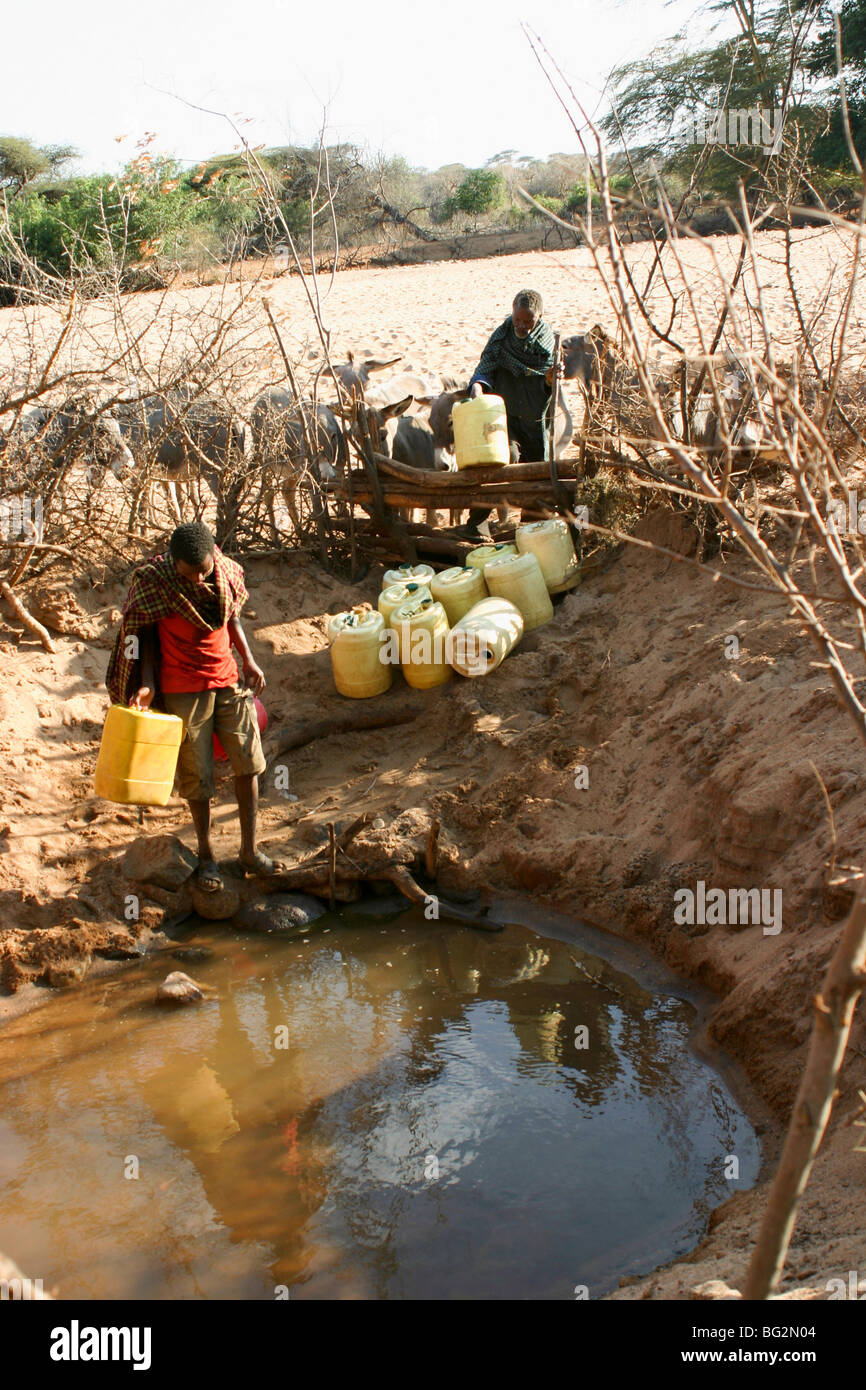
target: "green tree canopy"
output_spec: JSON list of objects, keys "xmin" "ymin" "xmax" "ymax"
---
[
  {"xmin": 455, "ymin": 168, "xmax": 506, "ymax": 224},
  {"xmin": 0, "ymin": 137, "xmax": 76, "ymax": 195},
  {"xmin": 798, "ymin": 0, "xmax": 866, "ymax": 162},
  {"xmin": 601, "ymin": 0, "xmax": 866, "ymax": 195}
]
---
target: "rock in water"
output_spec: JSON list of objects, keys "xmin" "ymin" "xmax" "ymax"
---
[
  {"xmin": 235, "ymin": 893, "xmax": 326, "ymax": 934},
  {"xmin": 170, "ymin": 946, "xmax": 215, "ymax": 963},
  {"xmin": 189, "ymin": 882, "xmax": 241, "ymax": 920},
  {"xmin": 123, "ymin": 835, "xmax": 198, "ymax": 891},
  {"xmin": 156, "ymin": 971, "xmax": 205, "ymax": 1004}
]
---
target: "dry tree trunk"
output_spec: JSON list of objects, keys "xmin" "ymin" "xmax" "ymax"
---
[
  {"xmin": 0, "ymin": 580, "xmax": 56, "ymax": 652},
  {"xmin": 744, "ymin": 891, "xmax": 866, "ymax": 1299}
]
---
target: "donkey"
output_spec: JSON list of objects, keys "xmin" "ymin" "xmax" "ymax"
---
[
  {"xmin": 250, "ymin": 387, "xmax": 347, "ymax": 535},
  {"xmin": 112, "ymin": 388, "xmax": 252, "ymax": 529},
  {"xmin": 0, "ymin": 399, "xmax": 136, "ymax": 521},
  {"xmin": 332, "ymin": 352, "xmax": 402, "ymax": 401},
  {"xmin": 357, "ymin": 395, "xmax": 451, "ymax": 527}
]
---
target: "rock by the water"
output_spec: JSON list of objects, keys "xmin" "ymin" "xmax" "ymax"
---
[
  {"xmin": 156, "ymin": 970, "xmax": 205, "ymax": 1004},
  {"xmin": 123, "ymin": 835, "xmax": 198, "ymax": 891},
  {"xmin": 47, "ymin": 954, "xmax": 91, "ymax": 988},
  {"xmin": 95, "ymin": 941, "xmax": 145, "ymax": 960},
  {"xmin": 690, "ymin": 1280, "xmax": 741, "ymax": 1300},
  {"xmin": 189, "ymin": 882, "xmax": 241, "ymax": 920},
  {"xmin": 236, "ymin": 893, "xmax": 326, "ymax": 934},
  {"xmin": 170, "ymin": 946, "xmax": 215, "ymax": 963}
]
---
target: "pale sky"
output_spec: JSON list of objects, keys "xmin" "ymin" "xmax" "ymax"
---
[{"xmin": 4, "ymin": 0, "xmax": 715, "ymax": 175}]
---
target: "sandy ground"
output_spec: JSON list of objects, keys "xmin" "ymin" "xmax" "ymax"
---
[
  {"xmin": 1, "ymin": 229, "xmax": 866, "ymax": 1300},
  {"xmin": 2, "ymin": 224, "xmax": 865, "ymax": 407}
]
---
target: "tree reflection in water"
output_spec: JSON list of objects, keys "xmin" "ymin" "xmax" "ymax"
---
[{"xmin": 0, "ymin": 909, "xmax": 760, "ymax": 1300}]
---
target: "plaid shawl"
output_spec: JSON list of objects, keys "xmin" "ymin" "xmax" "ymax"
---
[
  {"xmin": 106, "ymin": 546, "xmax": 248, "ymax": 707},
  {"xmin": 470, "ymin": 316, "xmax": 556, "ymax": 389}
]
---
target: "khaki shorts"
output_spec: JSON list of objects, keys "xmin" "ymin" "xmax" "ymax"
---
[{"xmin": 162, "ymin": 684, "xmax": 266, "ymax": 802}]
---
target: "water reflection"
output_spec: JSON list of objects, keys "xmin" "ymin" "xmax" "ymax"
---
[{"xmin": 0, "ymin": 911, "xmax": 760, "ymax": 1300}]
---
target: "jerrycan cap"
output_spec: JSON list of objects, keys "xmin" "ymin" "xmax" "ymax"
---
[
  {"xmin": 394, "ymin": 594, "xmax": 441, "ymax": 624},
  {"xmin": 336, "ymin": 604, "xmax": 378, "ymax": 631}
]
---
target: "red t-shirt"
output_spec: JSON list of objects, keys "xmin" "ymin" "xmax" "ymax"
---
[{"xmin": 158, "ymin": 609, "xmax": 239, "ymax": 692}]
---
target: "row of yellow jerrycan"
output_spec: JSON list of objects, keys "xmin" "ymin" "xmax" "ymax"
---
[
  {"xmin": 328, "ymin": 519, "xmax": 579, "ymax": 698},
  {"xmin": 93, "ymin": 515, "xmax": 581, "ymax": 804}
]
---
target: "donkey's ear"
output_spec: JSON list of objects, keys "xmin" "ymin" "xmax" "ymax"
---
[
  {"xmin": 589, "ymin": 323, "xmax": 607, "ymax": 341},
  {"xmin": 381, "ymin": 394, "xmax": 414, "ymax": 419},
  {"xmin": 364, "ymin": 356, "xmax": 402, "ymax": 373}
]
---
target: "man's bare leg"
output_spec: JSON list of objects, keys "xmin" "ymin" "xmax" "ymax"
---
[
  {"xmin": 188, "ymin": 797, "xmax": 222, "ymax": 890},
  {"xmin": 236, "ymin": 774, "xmax": 284, "ymax": 875},
  {"xmin": 235, "ymin": 773, "xmax": 257, "ymax": 863}
]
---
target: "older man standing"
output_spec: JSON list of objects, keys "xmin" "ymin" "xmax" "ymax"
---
[
  {"xmin": 461, "ymin": 288, "xmax": 561, "ymax": 535},
  {"xmin": 106, "ymin": 521, "xmax": 279, "ymax": 891},
  {"xmin": 468, "ymin": 288, "xmax": 560, "ymax": 460}
]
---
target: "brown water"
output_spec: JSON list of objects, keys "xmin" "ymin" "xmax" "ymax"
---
[{"xmin": 0, "ymin": 904, "xmax": 759, "ymax": 1300}]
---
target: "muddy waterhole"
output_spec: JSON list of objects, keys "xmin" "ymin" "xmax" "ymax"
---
[{"xmin": 0, "ymin": 904, "xmax": 760, "ymax": 1299}]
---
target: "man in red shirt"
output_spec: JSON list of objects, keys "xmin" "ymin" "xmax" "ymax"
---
[{"xmin": 107, "ymin": 522, "xmax": 277, "ymax": 891}]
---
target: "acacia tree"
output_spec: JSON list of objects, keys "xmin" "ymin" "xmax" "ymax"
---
[
  {"xmin": 0, "ymin": 137, "xmax": 76, "ymax": 197},
  {"xmin": 603, "ymin": 0, "xmax": 865, "ymax": 201},
  {"xmin": 800, "ymin": 0, "xmax": 866, "ymax": 163}
]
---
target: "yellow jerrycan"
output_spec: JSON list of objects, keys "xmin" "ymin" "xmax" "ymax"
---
[
  {"xmin": 430, "ymin": 566, "xmax": 487, "ymax": 626},
  {"xmin": 94, "ymin": 704, "xmax": 184, "ymax": 806},
  {"xmin": 381, "ymin": 562, "xmax": 436, "ymax": 590},
  {"xmin": 449, "ymin": 596, "xmax": 524, "ymax": 677},
  {"xmin": 390, "ymin": 594, "xmax": 452, "ymax": 690},
  {"xmin": 378, "ymin": 581, "xmax": 432, "ymax": 627},
  {"xmin": 483, "ymin": 550, "xmax": 554, "ymax": 632},
  {"xmin": 516, "ymin": 519, "xmax": 580, "ymax": 593},
  {"xmin": 452, "ymin": 395, "xmax": 510, "ymax": 468},
  {"xmin": 465, "ymin": 541, "xmax": 517, "ymax": 573},
  {"xmin": 327, "ymin": 606, "xmax": 392, "ymax": 698}
]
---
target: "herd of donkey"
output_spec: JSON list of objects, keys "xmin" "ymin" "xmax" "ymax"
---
[{"xmin": 0, "ymin": 324, "xmax": 773, "ymax": 541}]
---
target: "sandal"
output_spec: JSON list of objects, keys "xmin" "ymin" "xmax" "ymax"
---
[
  {"xmin": 195, "ymin": 859, "xmax": 224, "ymax": 893},
  {"xmin": 237, "ymin": 850, "xmax": 285, "ymax": 879}
]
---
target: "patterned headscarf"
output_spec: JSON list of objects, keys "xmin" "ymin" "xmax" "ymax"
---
[
  {"xmin": 469, "ymin": 315, "xmax": 556, "ymax": 389},
  {"xmin": 105, "ymin": 546, "xmax": 248, "ymax": 706}
]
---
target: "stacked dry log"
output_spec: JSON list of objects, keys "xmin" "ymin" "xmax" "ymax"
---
[{"xmin": 338, "ymin": 453, "xmax": 587, "ymax": 515}]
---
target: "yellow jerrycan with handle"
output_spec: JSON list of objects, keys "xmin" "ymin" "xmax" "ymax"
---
[
  {"xmin": 483, "ymin": 550, "xmax": 554, "ymax": 632},
  {"xmin": 430, "ymin": 566, "xmax": 487, "ymax": 626},
  {"xmin": 94, "ymin": 705, "xmax": 184, "ymax": 806},
  {"xmin": 391, "ymin": 594, "xmax": 451, "ymax": 690},
  {"xmin": 378, "ymin": 581, "xmax": 432, "ymax": 627},
  {"xmin": 327, "ymin": 606, "xmax": 392, "ymax": 698},
  {"xmin": 516, "ymin": 519, "xmax": 580, "ymax": 593},
  {"xmin": 465, "ymin": 541, "xmax": 516, "ymax": 573},
  {"xmin": 452, "ymin": 395, "xmax": 510, "ymax": 468},
  {"xmin": 381, "ymin": 563, "xmax": 436, "ymax": 590},
  {"xmin": 449, "ymin": 597, "xmax": 524, "ymax": 677}
]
